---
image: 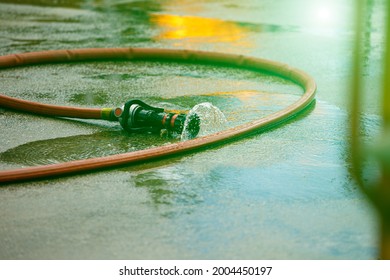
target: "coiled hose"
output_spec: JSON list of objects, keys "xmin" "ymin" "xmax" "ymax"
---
[{"xmin": 0, "ymin": 48, "xmax": 316, "ymax": 183}]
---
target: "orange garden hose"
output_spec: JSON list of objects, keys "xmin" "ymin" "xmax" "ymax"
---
[
  {"xmin": 0, "ymin": 48, "xmax": 316, "ymax": 183},
  {"xmin": 0, "ymin": 94, "xmax": 105, "ymax": 119}
]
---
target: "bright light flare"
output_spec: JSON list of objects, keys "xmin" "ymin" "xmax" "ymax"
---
[
  {"xmin": 316, "ymin": 6, "xmax": 333, "ymax": 23},
  {"xmin": 308, "ymin": 1, "xmax": 347, "ymax": 35}
]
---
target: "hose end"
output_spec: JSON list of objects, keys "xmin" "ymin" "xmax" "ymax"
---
[{"xmin": 115, "ymin": 100, "xmax": 200, "ymax": 138}]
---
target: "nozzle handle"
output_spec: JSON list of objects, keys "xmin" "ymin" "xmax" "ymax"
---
[{"xmin": 119, "ymin": 100, "xmax": 164, "ymax": 132}]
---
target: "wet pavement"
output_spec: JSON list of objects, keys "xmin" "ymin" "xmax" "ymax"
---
[{"xmin": 0, "ymin": 0, "xmax": 385, "ymax": 259}]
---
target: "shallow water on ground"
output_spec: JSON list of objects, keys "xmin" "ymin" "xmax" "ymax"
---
[{"xmin": 0, "ymin": 0, "xmax": 385, "ymax": 259}]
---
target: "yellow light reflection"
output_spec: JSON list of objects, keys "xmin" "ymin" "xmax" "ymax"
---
[
  {"xmin": 150, "ymin": 14, "xmax": 254, "ymax": 50},
  {"xmin": 204, "ymin": 90, "xmax": 264, "ymax": 102}
]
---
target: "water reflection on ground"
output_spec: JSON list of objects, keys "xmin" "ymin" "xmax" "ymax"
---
[
  {"xmin": 0, "ymin": 0, "xmax": 384, "ymax": 259},
  {"xmin": 151, "ymin": 13, "xmax": 256, "ymax": 50}
]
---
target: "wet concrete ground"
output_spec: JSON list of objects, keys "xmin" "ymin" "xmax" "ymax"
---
[{"xmin": 0, "ymin": 0, "xmax": 385, "ymax": 259}]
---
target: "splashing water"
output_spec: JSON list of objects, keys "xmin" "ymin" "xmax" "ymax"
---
[{"xmin": 181, "ymin": 102, "xmax": 227, "ymax": 140}]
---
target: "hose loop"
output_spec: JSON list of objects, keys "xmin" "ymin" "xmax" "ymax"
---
[{"xmin": 0, "ymin": 48, "xmax": 316, "ymax": 184}]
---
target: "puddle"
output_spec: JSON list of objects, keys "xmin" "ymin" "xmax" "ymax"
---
[{"xmin": 0, "ymin": 131, "xmax": 174, "ymax": 166}]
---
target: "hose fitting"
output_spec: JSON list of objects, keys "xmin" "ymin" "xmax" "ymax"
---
[{"xmin": 114, "ymin": 100, "xmax": 200, "ymax": 138}]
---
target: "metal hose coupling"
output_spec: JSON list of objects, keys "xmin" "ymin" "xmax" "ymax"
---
[{"xmin": 112, "ymin": 100, "xmax": 200, "ymax": 138}]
